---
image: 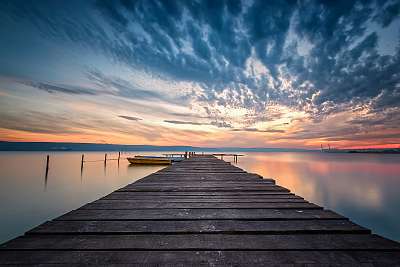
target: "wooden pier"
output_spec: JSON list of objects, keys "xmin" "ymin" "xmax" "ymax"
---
[{"xmin": 1, "ymin": 155, "xmax": 399, "ymax": 265}]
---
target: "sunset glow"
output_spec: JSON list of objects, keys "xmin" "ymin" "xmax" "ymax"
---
[{"xmin": 0, "ymin": 0, "xmax": 399, "ymax": 149}]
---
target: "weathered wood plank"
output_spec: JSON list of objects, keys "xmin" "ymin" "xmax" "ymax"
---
[
  {"xmin": 28, "ymin": 219, "xmax": 370, "ymax": 234},
  {"xmin": 2, "ymin": 251, "xmax": 400, "ymax": 265},
  {"xmin": 119, "ymin": 185, "xmax": 289, "ymax": 192},
  {"xmin": 107, "ymin": 191, "xmax": 293, "ymax": 196},
  {"xmin": 134, "ymin": 181, "xmax": 275, "ymax": 186},
  {"xmin": 2, "ymin": 234, "xmax": 399, "ymax": 250},
  {"xmin": 101, "ymin": 196, "xmax": 305, "ymax": 202},
  {"xmin": 102, "ymin": 192, "xmax": 298, "ymax": 198},
  {"xmin": 81, "ymin": 201, "xmax": 320, "ymax": 209},
  {"xmin": 56, "ymin": 208, "xmax": 344, "ymax": 221}
]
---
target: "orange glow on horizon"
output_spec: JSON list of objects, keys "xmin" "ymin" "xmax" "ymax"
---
[{"xmin": 1, "ymin": 127, "xmax": 399, "ymax": 150}]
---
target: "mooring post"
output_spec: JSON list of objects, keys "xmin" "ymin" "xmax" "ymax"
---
[
  {"xmin": 44, "ymin": 154, "xmax": 50, "ymax": 190},
  {"xmin": 81, "ymin": 154, "xmax": 84, "ymax": 169},
  {"xmin": 46, "ymin": 155, "xmax": 50, "ymax": 169},
  {"xmin": 45, "ymin": 155, "xmax": 50, "ymax": 178},
  {"xmin": 104, "ymin": 153, "xmax": 107, "ymax": 165},
  {"xmin": 118, "ymin": 151, "xmax": 121, "ymax": 163}
]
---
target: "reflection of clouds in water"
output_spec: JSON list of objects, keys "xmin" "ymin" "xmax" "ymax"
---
[
  {"xmin": 246, "ymin": 158, "xmax": 320, "ymax": 202},
  {"xmin": 357, "ymin": 186, "xmax": 383, "ymax": 209},
  {"xmin": 237, "ymin": 152, "xmax": 396, "ymax": 211},
  {"xmin": 322, "ymin": 178, "xmax": 383, "ymax": 210},
  {"xmin": 236, "ymin": 152, "xmax": 400, "ymax": 241}
]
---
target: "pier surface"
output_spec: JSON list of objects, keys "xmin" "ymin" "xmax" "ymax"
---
[{"xmin": 1, "ymin": 155, "xmax": 399, "ymax": 265}]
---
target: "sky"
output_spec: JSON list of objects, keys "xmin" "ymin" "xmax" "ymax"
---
[{"xmin": 0, "ymin": 0, "xmax": 399, "ymax": 149}]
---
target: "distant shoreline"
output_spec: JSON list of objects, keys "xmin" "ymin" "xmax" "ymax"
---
[
  {"xmin": 323, "ymin": 149, "xmax": 400, "ymax": 154},
  {"xmin": 1, "ymin": 141, "xmax": 398, "ymax": 153},
  {"xmin": 0, "ymin": 141, "xmax": 314, "ymax": 152}
]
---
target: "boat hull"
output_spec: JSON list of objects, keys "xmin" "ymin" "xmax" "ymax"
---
[{"xmin": 127, "ymin": 157, "xmax": 172, "ymax": 165}]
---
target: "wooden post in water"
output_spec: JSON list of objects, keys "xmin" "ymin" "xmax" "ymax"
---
[
  {"xmin": 46, "ymin": 155, "xmax": 50, "ymax": 170},
  {"xmin": 45, "ymin": 155, "xmax": 50, "ymax": 179},
  {"xmin": 80, "ymin": 154, "xmax": 84, "ymax": 169},
  {"xmin": 104, "ymin": 153, "xmax": 107, "ymax": 165},
  {"xmin": 118, "ymin": 151, "xmax": 121, "ymax": 163}
]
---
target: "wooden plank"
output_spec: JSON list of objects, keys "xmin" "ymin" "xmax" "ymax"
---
[
  {"xmin": 56, "ymin": 209, "xmax": 344, "ymax": 221},
  {"xmin": 28, "ymin": 219, "xmax": 370, "ymax": 234},
  {"xmin": 158, "ymin": 171, "xmax": 247, "ymax": 174},
  {"xmin": 2, "ymin": 234, "xmax": 399, "ymax": 250},
  {"xmin": 105, "ymin": 191, "xmax": 295, "ymax": 196},
  {"xmin": 1, "ymin": 251, "xmax": 400, "ymax": 265},
  {"xmin": 101, "ymin": 192, "xmax": 303, "ymax": 202},
  {"xmin": 140, "ymin": 179, "xmax": 274, "ymax": 183},
  {"xmin": 101, "ymin": 196, "xmax": 305, "ymax": 202},
  {"xmin": 81, "ymin": 201, "xmax": 320, "ymax": 209},
  {"xmin": 134, "ymin": 181, "xmax": 275, "ymax": 186},
  {"xmin": 119, "ymin": 185, "xmax": 289, "ymax": 192}
]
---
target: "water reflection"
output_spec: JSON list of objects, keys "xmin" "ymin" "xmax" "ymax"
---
[
  {"xmin": 0, "ymin": 151, "xmax": 165, "ymax": 243},
  {"xmin": 0, "ymin": 151, "xmax": 399, "ymax": 244},
  {"xmin": 236, "ymin": 152, "xmax": 400, "ymax": 242}
]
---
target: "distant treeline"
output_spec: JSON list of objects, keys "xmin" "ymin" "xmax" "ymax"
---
[{"xmin": 0, "ymin": 141, "xmax": 314, "ymax": 152}]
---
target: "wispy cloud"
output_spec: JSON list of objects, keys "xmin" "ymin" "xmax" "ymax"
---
[
  {"xmin": 164, "ymin": 120, "xmax": 206, "ymax": 126},
  {"xmin": 232, "ymin": 128, "xmax": 285, "ymax": 133},
  {"xmin": 23, "ymin": 81, "xmax": 98, "ymax": 95},
  {"xmin": 164, "ymin": 119, "xmax": 232, "ymax": 129},
  {"xmin": 118, "ymin": 115, "xmax": 142, "ymax": 121}
]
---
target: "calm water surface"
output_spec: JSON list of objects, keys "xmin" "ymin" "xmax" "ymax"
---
[
  {"xmin": 237, "ymin": 152, "xmax": 400, "ymax": 242},
  {"xmin": 0, "ymin": 151, "xmax": 399, "ymax": 243},
  {"xmin": 0, "ymin": 151, "xmax": 164, "ymax": 243}
]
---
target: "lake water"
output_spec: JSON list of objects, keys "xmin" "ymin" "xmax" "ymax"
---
[{"xmin": 0, "ymin": 151, "xmax": 399, "ymax": 243}]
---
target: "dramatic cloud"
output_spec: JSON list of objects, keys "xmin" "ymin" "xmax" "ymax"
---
[{"xmin": 0, "ymin": 0, "xmax": 399, "ymax": 147}]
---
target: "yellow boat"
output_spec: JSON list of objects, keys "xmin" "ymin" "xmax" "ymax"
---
[{"xmin": 127, "ymin": 156, "xmax": 172, "ymax": 165}]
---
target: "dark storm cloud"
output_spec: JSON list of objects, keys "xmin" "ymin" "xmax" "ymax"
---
[{"xmin": 1, "ymin": 0, "xmax": 400, "ymax": 125}]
